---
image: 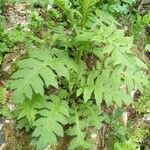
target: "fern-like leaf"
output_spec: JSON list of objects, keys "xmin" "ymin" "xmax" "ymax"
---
[
  {"xmin": 76, "ymin": 22, "xmax": 148, "ymax": 106},
  {"xmin": 17, "ymin": 94, "xmax": 48, "ymax": 125},
  {"xmin": 67, "ymin": 101, "xmax": 102, "ymax": 149},
  {"xmin": 94, "ymin": 67, "xmax": 131, "ymax": 106},
  {"xmin": 9, "ymin": 48, "xmax": 76, "ymax": 103},
  {"xmin": 32, "ymin": 95, "xmax": 69, "ymax": 150},
  {"xmin": 87, "ymin": 9, "xmax": 119, "ymax": 29},
  {"xmin": 78, "ymin": 101, "xmax": 103, "ymax": 129},
  {"xmin": 79, "ymin": 0, "xmax": 101, "ymax": 27}
]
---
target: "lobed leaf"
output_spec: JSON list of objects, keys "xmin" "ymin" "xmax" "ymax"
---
[
  {"xmin": 32, "ymin": 95, "xmax": 69, "ymax": 150},
  {"xmin": 9, "ymin": 48, "xmax": 76, "ymax": 103}
]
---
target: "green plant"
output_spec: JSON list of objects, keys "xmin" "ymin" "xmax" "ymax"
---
[
  {"xmin": 0, "ymin": 22, "xmax": 9, "ymax": 63},
  {"xmin": 113, "ymin": 138, "xmax": 140, "ymax": 150},
  {"xmin": 132, "ymin": 11, "xmax": 150, "ymax": 36},
  {"xmin": 0, "ymin": 87, "xmax": 12, "ymax": 118},
  {"xmin": 0, "ymin": 105, "xmax": 12, "ymax": 118},
  {"xmin": 0, "ymin": 0, "xmax": 148, "ymax": 149},
  {"xmin": 113, "ymin": 123, "xmax": 149, "ymax": 150},
  {"xmin": 9, "ymin": 48, "xmax": 77, "ymax": 103},
  {"xmin": 133, "ymin": 92, "xmax": 150, "ymax": 114},
  {"xmin": 32, "ymin": 95, "xmax": 69, "ymax": 150},
  {"xmin": 67, "ymin": 101, "xmax": 102, "ymax": 149},
  {"xmin": 99, "ymin": 0, "xmax": 135, "ymax": 16}
]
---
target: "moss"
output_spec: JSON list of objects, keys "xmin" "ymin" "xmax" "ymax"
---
[
  {"xmin": 16, "ymin": 131, "xmax": 35, "ymax": 150},
  {"xmin": 3, "ymin": 121, "xmax": 34, "ymax": 150},
  {"xmin": 3, "ymin": 121, "xmax": 17, "ymax": 150}
]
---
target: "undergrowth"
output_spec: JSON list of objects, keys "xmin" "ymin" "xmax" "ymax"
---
[{"xmin": 0, "ymin": 0, "xmax": 149, "ymax": 150}]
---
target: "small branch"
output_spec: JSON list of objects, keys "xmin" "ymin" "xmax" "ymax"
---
[{"xmin": 138, "ymin": 0, "xmax": 145, "ymax": 11}]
